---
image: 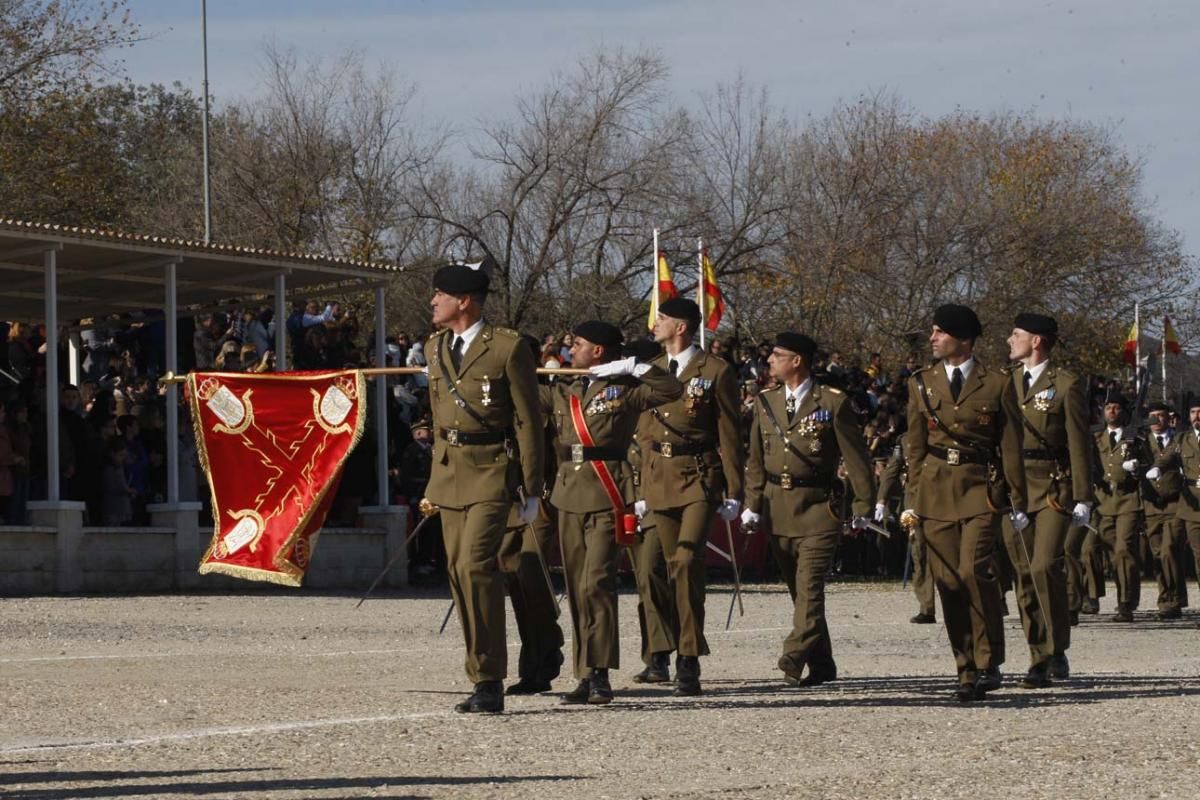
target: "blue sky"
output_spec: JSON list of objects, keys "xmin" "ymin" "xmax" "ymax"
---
[{"xmin": 118, "ymin": 0, "xmax": 1200, "ymax": 258}]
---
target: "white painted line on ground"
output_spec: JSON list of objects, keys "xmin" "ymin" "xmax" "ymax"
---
[{"xmin": 0, "ymin": 711, "xmax": 449, "ymax": 755}]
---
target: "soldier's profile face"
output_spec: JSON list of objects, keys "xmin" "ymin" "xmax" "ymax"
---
[
  {"xmin": 570, "ymin": 337, "xmax": 601, "ymax": 368},
  {"xmin": 929, "ymin": 325, "xmax": 966, "ymax": 360},
  {"xmin": 1007, "ymin": 328, "xmax": 1034, "ymax": 360},
  {"xmin": 430, "ymin": 289, "xmax": 466, "ymax": 326},
  {"xmin": 1190, "ymin": 408, "xmax": 1200, "ymax": 428},
  {"xmin": 767, "ymin": 347, "xmax": 801, "ymax": 381},
  {"xmin": 1149, "ymin": 410, "xmax": 1168, "ymax": 430},
  {"xmin": 1104, "ymin": 403, "xmax": 1123, "ymax": 424},
  {"xmin": 652, "ymin": 313, "xmax": 684, "ymax": 343}
]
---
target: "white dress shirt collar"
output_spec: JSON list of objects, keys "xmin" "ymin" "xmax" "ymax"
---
[
  {"xmin": 944, "ymin": 356, "xmax": 975, "ymax": 384},
  {"xmin": 785, "ymin": 377, "xmax": 813, "ymax": 408},
  {"xmin": 1023, "ymin": 359, "xmax": 1050, "ymax": 386},
  {"xmin": 452, "ymin": 318, "xmax": 485, "ymax": 354},
  {"xmin": 667, "ymin": 344, "xmax": 701, "ymax": 376}
]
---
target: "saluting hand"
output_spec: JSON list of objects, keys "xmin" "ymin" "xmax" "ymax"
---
[{"xmin": 589, "ymin": 357, "xmax": 639, "ymax": 378}]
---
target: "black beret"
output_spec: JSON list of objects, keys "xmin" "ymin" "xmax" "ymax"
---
[
  {"xmin": 623, "ymin": 338, "xmax": 663, "ymax": 362},
  {"xmin": 1103, "ymin": 391, "xmax": 1129, "ymax": 409},
  {"xmin": 775, "ymin": 332, "xmax": 817, "ymax": 362},
  {"xmin": 932, "ymin": 304, "xmax": 982, "ymax": 340},
  {"xmin": 573, "ymin": 320, "xmax": 623, "ymax": 349},
  {"xmin": 1014, "ymin": 312, "xmax": 1058, "ymax": 338},
  {"xmin": 1188, "ymin": 396, "xmax": 1200, "ymax": 411},
  {"xmin": 432, "ymin": 258, "xmax": 492, "ymax": 295},
  {"xmin": 1147, "ymin": 401, "xmax": 1171, "ymax": 414},
  {"xmin": 657, "ymin": 297, "xmax": 701, "ymax": 327}
]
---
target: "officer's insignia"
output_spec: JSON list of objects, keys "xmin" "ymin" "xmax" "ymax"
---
[
  {"xmin": 977, "ymin": 413, "xmax": 993, "ymax": 426},
  {"xmin": 1033, "ymin": 388, "xmax": 1055, "ymax": 412},
  {"xmin": 798, "ymin": 409, "xmax": 832, "ymax": 436},
  {"xmin": 480, "ymin": 375, "xmax": 493, "ymax": 406},
  {"xmin": 685, "ymin": 377, "xmax": 712, "ymax": 416},
  {"xmin": 810, "ymin": 439, "xmax": 822, "ymax": 454}
]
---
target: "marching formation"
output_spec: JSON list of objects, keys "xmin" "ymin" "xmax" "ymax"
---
[{"xmin": 424, "ymin": 262, "xmax": 1198, "ymax": 713}]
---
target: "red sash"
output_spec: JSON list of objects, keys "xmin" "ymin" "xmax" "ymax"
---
[{"xmin": 569, "ymin": 393, "xmax": 626, "ymax": 540}]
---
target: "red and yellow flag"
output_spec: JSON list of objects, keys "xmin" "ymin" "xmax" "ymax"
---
[
  {"xmin": 1121, "ymin": 320, "xmax": 1138, "ymax": 365},
  {"xmin": 1164, "ymin": 316, "xmax": 1182, "ymax": 355},
  {"xmin": 647, "ymin": 250, "xmax": 678, "ymax": 330},
  {"xmin": 188, "ymin": 370, "xmax": 366, "ymax": 586},
  {"xmin": 699, "ymin": 246, "xmax": 726, "ymax": 332}
]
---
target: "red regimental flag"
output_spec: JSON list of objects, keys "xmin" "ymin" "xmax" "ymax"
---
[
  {"xmin": 1164, "ymin": 316, "xmax": 1182, "ymax": 355},
  {"xmin": 187, "ymin": 370, "xmax": 366, "ymax": 586},
  {"xmin": 1121, "ymin": 320, "xmax": 1138, "ymax": 366}
]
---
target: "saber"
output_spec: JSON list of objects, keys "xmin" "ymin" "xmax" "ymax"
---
[
  {"xmin": 356, "ymin": 500, "xmax": 440, "ymax": 608},
  {"xmin": 706, "ymin": 540, "xmax": 732, "ymax": 561},
  {"xmin": 437, "ymin": 600, "xmax": 455, "ymax": 634},
  {"xmin": 901, "ymin": 538, "xmax": 913, "ymax": 589},
  {"xmin": 1010, "ymin": 509, "xmax": 1054, "ymax": 649},
  {"xmin": 723, "ymin": 518, "xmax": 745, "ymax": 630},
  {"xmin": 527, "ymin": 522, "xmax": 562, "ymax": 618},
  {"xmin": 857, "ymin": 519, "xmax": 892, "ymax": 539}
]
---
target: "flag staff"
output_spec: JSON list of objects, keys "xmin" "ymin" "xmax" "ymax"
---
[
  {"xmin": 697, "ymin": 238, "xmax": 706, "ymax": 350},
  {"xmin": 649, "ymin": 228, "xmax": 660, "ymax": 331}
]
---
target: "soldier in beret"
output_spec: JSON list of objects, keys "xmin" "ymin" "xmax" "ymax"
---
[
  {"xmin": 1140, "ymin": 401, "xmax": 1187, "ymax": 620},
  {"xmin": 1002, "ymin": 313, "xmax": 1093, "ymax": 687},
  {"xmin": 1144, "ymin": 397, "xmax": 1200, "ymax": 618},
  {"xmin": 742, "ymin": 333, "xmax": 876, "ymax": 686},
  {"xmin": 904, "ymin": 304, "xmax": 1028, "ymax": 702},
  {"xmin": 1087, "ymin": 391, "xmax": 1149, "ymax": 622},
  {"xmin": 540, "ymin": 321, "xmax": 682, "ymax": 704},
  {"xmin": 425, "ymin": 259, "xmax": 545, "ymax": 714},
  {"xmin": 636, "ymin": 298, "xmax": 743, "ymax": 696}
]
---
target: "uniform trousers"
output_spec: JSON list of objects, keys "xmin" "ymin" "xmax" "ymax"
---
[
  {"xmin": 1001, "ymin": 506, "xmax": 1070, "ymax": 666},
  {"xmin": 769, "ymin": 529, "xmax": 840, "ymax": 667},
  {"xmin": 1088, "ymin": 512, "xmax": 1142, "ymax": 608},
  {"xmin": 559, "ymin": 508, "xmax": 621, "ymax": 679},
  {"xmin": 909, "ymin": 524, "xmax": 937, "ymax": 618},
  {"xmin": 632, "ymin": 522, "xmax": 676, "ymax": 664},
  {"xmin": 498, "ymin": 515, "xmax": 564, "ymax": 681},
  {"xmin": 441, "ymin": 500, "xmax": 512, "ymax": 682},
  {"xmin": 1144, "ymin": 512, "xmax": 1186, "ymax": 612},
  {"xmin": 650, "ymin": 500, "xmax": 717, "ymax": 657}
]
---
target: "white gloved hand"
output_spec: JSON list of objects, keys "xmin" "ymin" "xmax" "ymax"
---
[
  {"xmin": 740, "ymin": 508, "xmax": 760, "ymax": 529},
  {"xmin": 517, "ymin": 496, "xmax": 540, "ymax": 524},
  {"xmin": 1011, "ymin": 511, "xmax": 1030, "ymax": 532},
  {"xmin": 851, "ymin": 516, "xmax": 871, "ymax": 531},
  {"xmin": 717, "ymin": 498, "xmax": 741, "ymax": 521},
  {"xmin": 873, "ymin": 503, "xmax": 888, "ymax": 523},
  {"xmin": 1071, "ymin": 502, "xmax": 1092, "ymax": 527},
  {"xmin": 1121, "ymin": 459, "xmax": 1138, "ymax": 472},
  {"xmin": 634, "ymin": 499, "xmax": 647, "ymax": 519},
  {"xmin": 1145, "ymin": 467, "xmax": 1161, "ymax": 481},
  {"xmin": 589, "ymin": 356, "xmax": 637, "ymax": 378}
]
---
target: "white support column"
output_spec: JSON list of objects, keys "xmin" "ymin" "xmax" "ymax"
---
[
  {"xmin": 67, "ymin": 331, "xmax": 82, "ymax": 386},
  {"xmin": 274, "ymin": 273, "xmax": 287, "ymax": 370},
  {"xmin": 45, "ymin": 249, "xmax": 60, "ymax": 503},
  {"xmin": 165, "ymin": 260, "xmax": 179, "ymax": 505},
  {"xmin": 374, "ymin": 284, "xmax": 389, "ymax": 507}
]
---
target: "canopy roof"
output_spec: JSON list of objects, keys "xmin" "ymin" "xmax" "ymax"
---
[{"xmin": 0, "ymin": 218, "xmax": 402, "ymax": 323}]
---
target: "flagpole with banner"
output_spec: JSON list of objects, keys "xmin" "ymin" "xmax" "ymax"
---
[
  {"xmin": 697, "ymin": 238, "xmax": 706, "ymax": 350},
  {"xmin": 1135, "ymin": 302, "xmax": 1141, "ymax": 399},
  {"xmin": 1163, "ymin": 315, "xmax": 1183, "ymax": 403},
  {"xmin": 649, "ymin": 228, "xmax": 660, "ymax": 331}
]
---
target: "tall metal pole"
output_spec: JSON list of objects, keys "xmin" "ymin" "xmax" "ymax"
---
[
  {"xmin": 45, "ymin": 249, "xmax": 60, "ymax": 503},
  {"xmin": 201, "ymin": 0, "xmax": 212, "ymax": 244},
  {"xmin": 374, "ymin": 285, "xmax": 389, "ymax": 507},
  {"xmin": 165, "ymin": 260, "xmax": 180, "ymax": 505}
]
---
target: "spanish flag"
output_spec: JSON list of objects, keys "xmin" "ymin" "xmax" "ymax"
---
[
  {"xmin": 1122, "ymin": 319, "xmax": 1138, "ymax": 365},
  {"xmin": 647, "ymin": 248, "xmax": 678, "ymax": 330},
  {"xmin": 1164, "ymin": 316, "xmax": 1182, "ymax": 355},
  {"xmin": 699, "ymin": 245, "xmax": 726, "ymax": 332}
]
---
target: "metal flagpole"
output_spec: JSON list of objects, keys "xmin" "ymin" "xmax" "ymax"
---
[
  {"xmin": 1134, "ymin": 302, "xmax": 1140, "ymax": 399},
  {"xmin": 651, "ymin": 228, "xmax": 660, "ymax": 331},
  {"xmin": 1162, "ymin": 319, "xmax": 1168, "ymax": 403},
  {"xmin": 200, "ymin": 0, "xmax": 212, "ymax": 243},
  {"xmin": 697, "ymin": 238, "xmax": 705, "ymax": 350}
]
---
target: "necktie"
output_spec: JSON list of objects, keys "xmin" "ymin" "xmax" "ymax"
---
[
  {"xmin": 580, "ymin": 377, "xmax": 590, "ymax": 395},
  {"xmin": 950, "ymin": 368, "xmax": 963, "ymax": 402},
  {"xmin": 786, "ymin": 395, "xmax": 797, "ymax": 420},
  {"xmin": 669, "ymin": 358, "xmax": 679, "ymax": 376},
  {"xmin": 1022, "ymin": 371, "xmax": 1032, "ymax": 399},
  {"xmin": 1109, "ymin": 431, "xmax": 1118, "ymax": 448},
  {"xmin": 450, "ymin": 336, "xmax": 464, "ymax": 370},
  {"xmin": 1160, "ymin": 435, "xmax": 1168, "ymax": 449}
]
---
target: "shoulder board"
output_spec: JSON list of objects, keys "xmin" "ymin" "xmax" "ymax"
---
[
  {"xmin": 912, "ymin": 364, "xmax": 934, "ymax": 375},
  {"xmin": 825, "ymin": 386, "xmax": 843, "ymax": 395},
  {"xmin": 426, "ymin": 330, "xmax": 443, "ymax": 343},
  {"xmin": 492, "ymin": 327, "xmax": 520, "ymax": 339},
  {"xmin": 761, "ymin": 384, "xmax": 782, "ymax": 394}
]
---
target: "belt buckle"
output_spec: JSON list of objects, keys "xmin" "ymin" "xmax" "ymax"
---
[
  {"xmin": 446, "ymin": 428, "xmax": 460, "ymax": 447},
  {"xmin": 946, "ymin": 447, "xmax": 960, "ymax": 466},
  {"xmin": 571, "ymin": 443, "xmax": 585, "ymax": 464},
  {"xmin": 780, "ymin": 473, "xmax": 793, "ymax": 490},
  {"xmin": 660, "ymin": 442, "xmax": 673, "ymax": 458}
]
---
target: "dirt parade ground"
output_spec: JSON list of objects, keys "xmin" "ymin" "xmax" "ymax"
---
[{"xmin": 2, "ymin": 582, "xmax": 1199, "ymax": 800}]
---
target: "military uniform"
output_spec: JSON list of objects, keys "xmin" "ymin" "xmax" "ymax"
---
[
  {"xmin": 878, "ymin": 446, "xmax": 935, "ymax": 620},
  {"xmin": 906, "ymin": 356, "xmax": 1027, "ymax": 693},
  {"xmin": 628, "ymin": 437, "xmax": 676, "ymax": 678},
  {"xmin": 640, "ymin": 348, "xmax": 743, "ymax": 668},
  {"xmin": 1142, "ymin": 429, "xmax": 1186, "ymax": 615},
  {"xmin": 1153, "ymin": 426, "xmax": 1200, "ymax": 604},
  {"xmin": 1001, "ymin": 360, "xmax": 1092, "ymax": 675},
  {"xmin": 425, "ymin": 322, "xmax": 544, "ymax": 690},
  {"xmin": 744, "ymin": 376, "xmax": 875, "ymax": 682},
  {"xmin": 540, "ymin": 361, "xmax": 682, "ymax": 690},
  {"xmin": 1089, "ymin": 427, "xmax": 1148, "ymax": 615},
  {"xmin": 498, "ymin": 505, "xmax": 564, "ymax": 691}
]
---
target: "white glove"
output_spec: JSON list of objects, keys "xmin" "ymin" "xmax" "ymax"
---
[
  {"xmin": 873, "ymin": 503, "xmax": 887, "ymax": 523},
  {"xmin": 1011, "ymin": 511, "xmax": 1030, "ymax": 532},
  {"xmin": 1121, "ymin": 459, "xmax": 1138, "ymax": 472},
  {"xmin": 717, "ymin": 498, "xmax": 741, "ymax": 521},
  {"xmin": 1145, "ymin": 467, "xmax": 1161, "ymax": 481},
  {"xmin": 634, "ymin": 499, "xmax": 647, "ymax": 519},
  {"xmin": 1071, "ymin": 502, "xmax": 1092, "ymax": 527},
  {"xmin": 589, "ymin": 356, "xmax": 637, "ymax": 378},
  {"xmin": 851, "ymin": 516, "xmax": 870, "ymax": 531},
  {"xmin": 517, "ymin": 496, "xmax": 540, "ymax": 524},
  {"xmin": 740, "ymin": 508, "xmax": 760, "ymax": 529}
]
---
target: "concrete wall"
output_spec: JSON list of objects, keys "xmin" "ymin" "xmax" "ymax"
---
[{"xmin": 0, "ymin": 527, "xmax": 57, "ymax": 595}]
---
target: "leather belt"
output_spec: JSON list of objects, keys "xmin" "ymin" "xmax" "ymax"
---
[
  {"xmin": 1022, "ymin": 448, "xmax": 1062, "ymax": 461},
  {"xmin": 560, "ymin": 444, "xmax": 625, "ymax": 464},
  {"xmin": 439, "ymin": 428, "xmax": 506, "ymax": 447},
  {"xmin": 927, "ymin": 444, "xmax": 989, "ymax": 466},
  {"xmin": 651, "ymin": 440, "xmax": 715, "ymax": 458},
  {"xmin": 766, "ymin": 472, "xmax": 830, "ymax": 490}
]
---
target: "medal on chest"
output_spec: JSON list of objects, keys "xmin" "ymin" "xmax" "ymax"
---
[
  {"xmin": 1032, "ymin": 387, "xmax": 1055, "ymax": 412},
  {"xmin": 480, "ymin": 375, "xmax": 493, "ymax": 406},
  {"xmin": 685, "ymin": 377, "xmax": 712, "ymax": 416}
]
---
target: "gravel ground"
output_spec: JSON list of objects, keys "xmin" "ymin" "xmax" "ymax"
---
[{"xmin": 1, "ymin": 582, "xmax": 1199, "ymax": 799}]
